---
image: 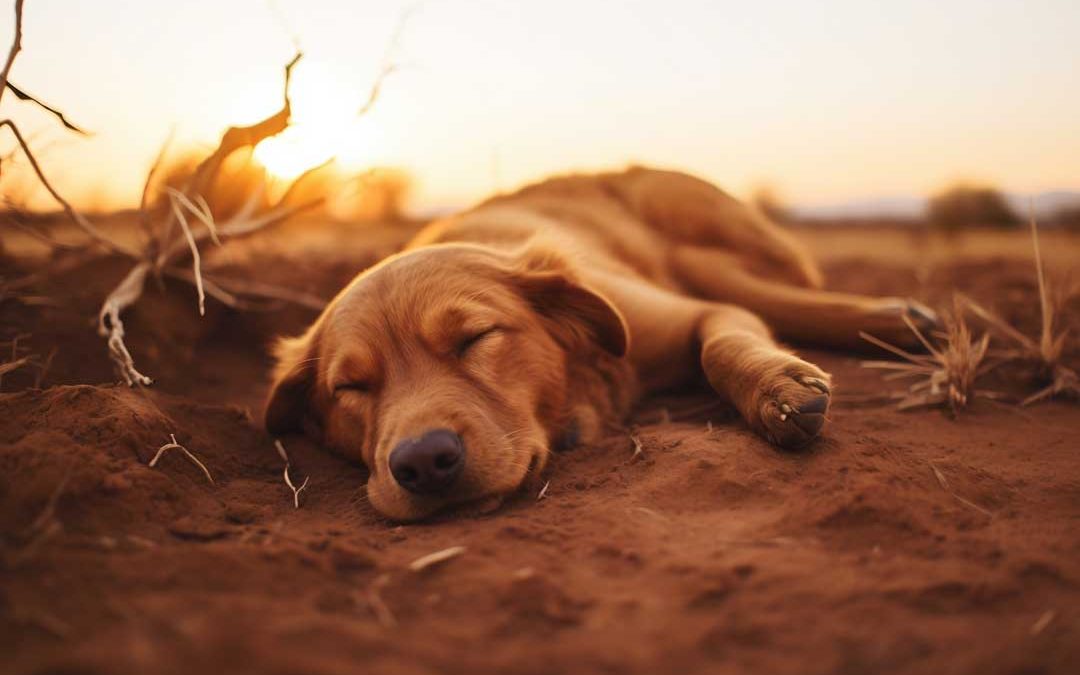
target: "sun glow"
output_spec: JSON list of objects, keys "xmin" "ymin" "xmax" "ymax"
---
[{"xmin": 253, "ymin": 60, "xmax": 385, "ymax": 179}]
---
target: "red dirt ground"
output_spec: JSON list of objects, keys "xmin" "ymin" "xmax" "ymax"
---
[{"xmin": 2, "ymin": 221, "xmax": 1078, "ymax": 675}]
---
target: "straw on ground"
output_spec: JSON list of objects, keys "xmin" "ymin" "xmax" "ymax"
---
[
  {"xmin": 861, "ymin": 303, "xmax": 996, "ymax": 415},
  {"xmin": 274, "ymin": 440, "xmax": 310, "ymax": 509},
  {"xmin": 408, "ymin": 546, "xmax": 466, "ymax": 572},
  {"xmin": 149, "ymin": 434, "xmax": 214, "ymax": 484},
  {"xmin": 960, "ymin": 204, "xmax": 1078, "ymax": 406}
]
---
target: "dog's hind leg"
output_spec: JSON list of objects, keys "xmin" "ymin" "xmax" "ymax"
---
[
  {"xmin": 608, "ymin": 167, "xmax": 824, "ymax": 289},
  {"xmin": 670, "ymin": 244, "xmax": 936, "ymax": 349}
]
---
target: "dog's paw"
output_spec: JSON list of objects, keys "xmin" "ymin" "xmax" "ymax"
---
[
  {"xmin": 862, "ymin": 298, "xmax": 940, "ymax": 349},
  {"xmin": 753, "ymin": 359, "xmax": 832, "ymax": 449}
]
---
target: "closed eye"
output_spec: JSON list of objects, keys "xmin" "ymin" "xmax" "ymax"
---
[
  {"xmin": 456, "ymin": 327, "xmax": 500, "ymax": 357},
  {"xmin": 334, "ymin": 381, "xmax": 372, "ymax": 396}
]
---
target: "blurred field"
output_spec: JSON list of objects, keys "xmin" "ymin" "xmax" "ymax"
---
[{"xmin": 1, "ymin": 215, "xmax": 1078, "ymax": 675}]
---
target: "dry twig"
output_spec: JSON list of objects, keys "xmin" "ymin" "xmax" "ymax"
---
[
  {"xmin": 408, "ymin": 545, "xmax": 466, "ymax": 572},
  {"xmin": 1031, "ymin": 610, "xmax": 1056, "ymax": 636},
  {"xmin": 0, "ymin": 1, "xmax": 130, "ymax": 254},
  {"xmin": 355, "ymin": 6, "xmax": 413, "ymax": 117},
  {"xmin": 149, "ymin": 434, "xmax": 215, "ymax": 484},
  {"xmin": 274, "ymin": 440, "xmax": 309, "ymax": 509},
  {"xmin": 367, "ymin": 573, "xmax": 397, "ymax": 627},
  {"xmin": 0, "ymin": 354, "xmax": 30, "ymax": 383},
  {"xmin": 97, "ymin": 263, "xmax": 153, "ymax": 386},
  {"xmin": 4, "ymin": 81, "xmax": 87, "ymax": 134},
  {"xmin": 927, "ymin": 460, "xmax": 993, "ymax": 517}
]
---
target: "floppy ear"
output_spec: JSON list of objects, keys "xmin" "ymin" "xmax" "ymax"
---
[
  {"xmin": 264, "ymin": 329, "xmax": 321, "ymax": 437},
  {"xmin": 510, "ymin": 247, "xmax": 629, "ymax": 357}
]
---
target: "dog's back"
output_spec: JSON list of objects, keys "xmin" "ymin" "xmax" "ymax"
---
[{"xmin": 409, "ymin": 166, "xmax": 823, "ymax": 294}]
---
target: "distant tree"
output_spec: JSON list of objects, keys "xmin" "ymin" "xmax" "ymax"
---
[
  {"xmin": 927, "ymin": 184, "xmax": 1020, "ymax": 230},
  {"xmin": 347, "ymin": 168, "xmax": 412, "ymax": 223},
  {"xmin": 751, "ymin": 186, "xmax": 792, "ymax": 224},
  {"xmin": 1051, "ymin": 204, "xmax": 1080, "ymax": 231}
]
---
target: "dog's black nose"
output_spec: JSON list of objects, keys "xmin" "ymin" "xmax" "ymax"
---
[{"xmin": 388, "ymin": 429, "xmax": 465, "ymax": 495}]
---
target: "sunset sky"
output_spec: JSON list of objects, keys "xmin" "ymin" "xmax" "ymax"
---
[{"xmin": 1, "ymin": 0, "xmax": 1078, "ymax": 214}]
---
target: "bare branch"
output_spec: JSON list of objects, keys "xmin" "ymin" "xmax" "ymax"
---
[
  {"xmin": 166, "ymin": 186, "xmax": 221, "ymax": 245},
  {"xmin": 184, "ymin": 52, "xmax": 301, "ymax": 198},
  {"xmin": 138, "ymin": 129, "xmax": 175, "ymax": 243},
  {"xmin": 357, "ymin": 6, "xmax": 415, "ymax": 117},
  {"xmin": 2, "ymin": 212, "xmax": 88, "ymax": 251},
  {"xmin": 167, "ymin": 193, "xmax": 206, "ymax": 316},
  {"xmin": 4, "ymin": 82, "xmax": 88, "ymax": 134},
  {"xmin": 157, "ymin": 195, "xmax": 321, "ymax": 268},
  {"xmin": 356, "ymin": 63, "xmax": 398, "ymax": 118},
  {"xmin": 199, "ymin": 274, "xmax": 326, "ymax": 311},
  {"xmin": 276, "ymin": 156, "xmax": 334, "ymax": 205},
  {"xmin": 0, "ymin": 0, "xmax": 24, "ymax": 107},
  {"xmin": 97, "ymin": 263, "xmax": 153, "ymax": 386},
  {"xmin": 169, "ymin": 266, "xmax": 325, "ymax": 314},
  {"xmin": 0, "ymin": 121, "xmax": 136, "ymax": 257},
  {"xmin": 153, "ymin": 52, "xmax": 304, "ymax": 269}
]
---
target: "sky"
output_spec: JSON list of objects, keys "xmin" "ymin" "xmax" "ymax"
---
[{"xmin": 1, "ymin": 0, "xmax": 1078, "ymax": 214}]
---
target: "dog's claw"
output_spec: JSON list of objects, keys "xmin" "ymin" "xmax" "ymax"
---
[
  {"xmin": 796, "ymin": 375, "xmax": 831, "ymax": 395},
  {"xmin": 764, "ymin": 369, "xmax": 833, "ymax": 449}
]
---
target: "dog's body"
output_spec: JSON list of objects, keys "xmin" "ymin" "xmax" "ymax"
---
[{"xmin": 267, "ymin": 167, "xmax": 931, "ymax": 520}]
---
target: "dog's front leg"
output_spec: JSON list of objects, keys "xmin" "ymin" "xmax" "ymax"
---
[{"xmin": 696, "ymin": 306, "xmax": 832, "ymax": 449}]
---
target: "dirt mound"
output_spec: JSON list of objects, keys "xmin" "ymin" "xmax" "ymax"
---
[{"xmin": 2, "ymin": 226, "xmax": 1079, "ymax": 674}]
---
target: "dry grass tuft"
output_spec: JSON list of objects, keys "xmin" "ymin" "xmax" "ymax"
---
[
  {"xmin": 149, "ymin": 434, "xmax": 215, "ymax": 485},
  {"xmin": 861, "ymin": 302, "xmax": 996, "ymax": 415},
  {"xmin": 961, "ymin": 206, "xmax": 1078, "ymax": 405}
]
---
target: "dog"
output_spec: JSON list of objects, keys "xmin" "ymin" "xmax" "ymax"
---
[{"xmin": 265, "ymin": 167, "xmax": 934, "ymax": 520}]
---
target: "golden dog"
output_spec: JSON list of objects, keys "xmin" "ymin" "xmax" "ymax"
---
[{"xmin": 265, "ymin": 167, "xmax": 933, "ymax": 520}]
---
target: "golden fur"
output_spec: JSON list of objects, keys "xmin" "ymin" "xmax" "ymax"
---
[{"xmin": 266, "ymin": 167, "xmax": 932, "ymax": 520}]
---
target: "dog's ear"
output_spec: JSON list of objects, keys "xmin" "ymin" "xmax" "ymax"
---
[
  {"xmin": 264, "ymin": 329, "xmax": 321, "ymax": 437},
  {"xmin": 509, "ymin": 246, "xmax": 629, "ymax": 357}
]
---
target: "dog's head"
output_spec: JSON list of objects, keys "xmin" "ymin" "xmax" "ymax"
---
[{"xmin": 265, "ymin": 243, "xmax": 628, "ymax": 520}]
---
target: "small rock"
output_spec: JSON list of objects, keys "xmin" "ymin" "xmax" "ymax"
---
[{"xmin": 168, "ymin": 516, "xmax": 231, "ymax": 541}]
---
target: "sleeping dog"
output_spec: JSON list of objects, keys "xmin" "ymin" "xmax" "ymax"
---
[{"xmin": 265, "ymin": 167, "xmax": 934, "ymax": 520}]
